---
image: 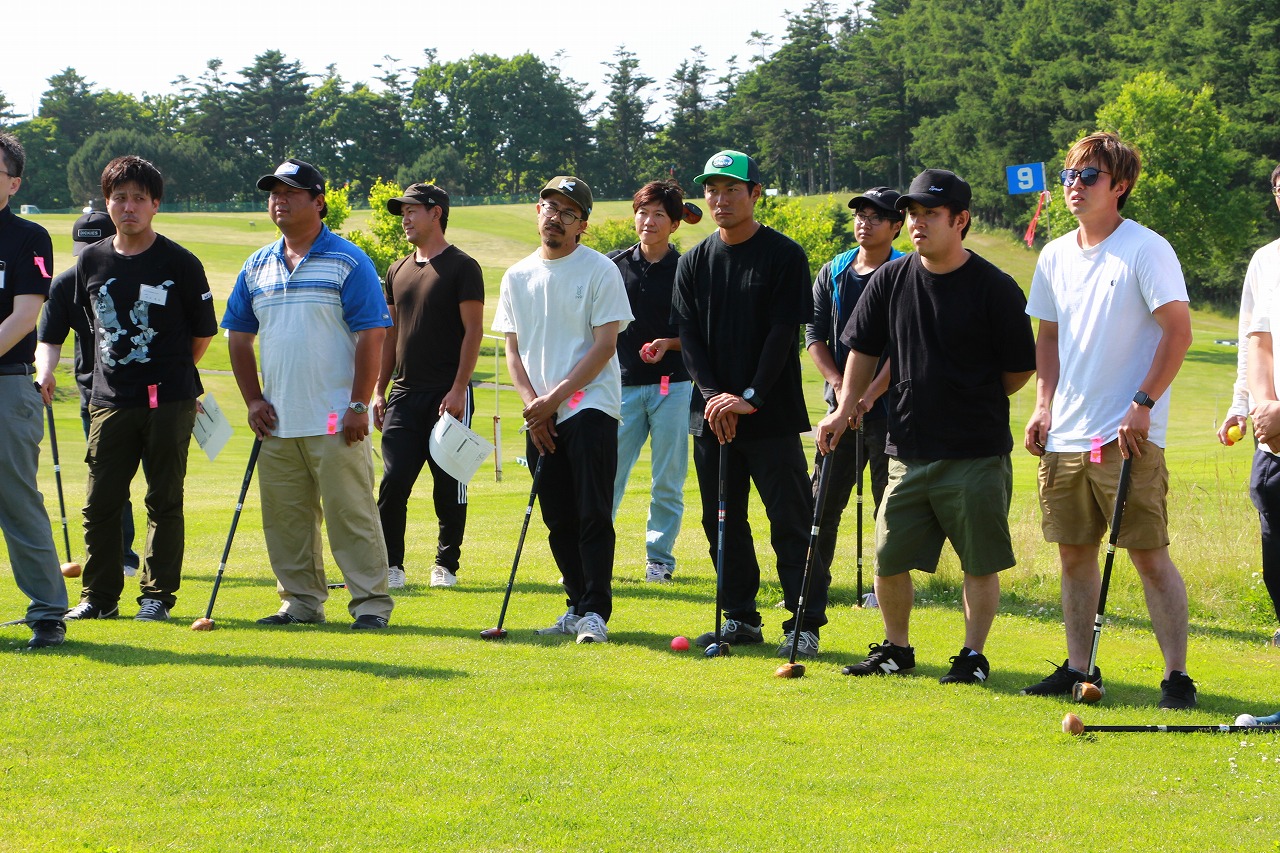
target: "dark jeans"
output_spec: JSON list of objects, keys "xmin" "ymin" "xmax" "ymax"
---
[
  {"xmin": 811, "ymin": 417, "xmax": 889, "ymax": 580},
  {"xmin": 81, "ymin": 404, "xmax": 139, "ymax": 569},
  {"xmin": 527, "ymin": 408, "xmax": 617, "ymax": 622},
  {"xmin": 377, "ymin": 386, "xmax": 472, "ymax": 572},
  {"xmin": 1249, "ymin": 449, "xmax": 1280, "ymax": 623},
  {"xmin": 693, "ymin": 430, "xmax": 822, "ymax": 634},
  {"xmin": 82, "ymin": 400, "xmax": 196, "ymax": 609}
]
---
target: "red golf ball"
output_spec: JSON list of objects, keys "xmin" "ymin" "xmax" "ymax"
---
[{"xmin": 671, "ymin": 635, "xmax": 690, "ymax": 652}]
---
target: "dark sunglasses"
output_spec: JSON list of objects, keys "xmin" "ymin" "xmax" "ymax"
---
[{"xmin": 1059, "ymin": 167, "xmax": 1110, "ymax": 187}]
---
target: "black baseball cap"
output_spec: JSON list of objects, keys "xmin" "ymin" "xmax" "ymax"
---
[
  {"xmin": 848, "ymin": 187, "xmax": 902, "ymax": 216},
  {"xmin": 896, "ymin": 169, "xmax": 971, "ymax": 210},
  {"xmin": 387, "ymin": 183, "xmax": 450, "ymax": 216},
  {"xmin": 71, "ymin": 210, "xmax": 116, "ymax": 257},
  {"xmin": 540, "ymin": 176, "xmax": 593, "ymax": 219},
  {"xmin": 256, "ymin": 158, "xmax": 326, "ymax": 193}
]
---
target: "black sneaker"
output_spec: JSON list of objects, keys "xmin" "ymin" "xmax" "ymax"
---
[
  {"xmin": 257, "ymin": 612, "xmax": 308, "ymax": 626},
  {"xmin": 27, "ymin": 620, "xmax": 66, "ymax": 649},
  {"xmin": 352, "ymin": 614, "xmax": 389, "ymax": 630},
  {"xmin": 1020, "ymin": 659, "xmax": 1104, "ymax": 697},
  {"xmin": 940, "ymin": 647, "xmax": 990, "ymax": 684},
  {"xmin": 65, "ymin": 601, "xmax": 119, "ymax": 620},
  {"xmin": 842, "ymin": 640, "xmax": 915, "ymax": 676},
  {"xmin": 694, "ymin": 618, "xmax": 763, "ymax": 648},
  {"xmin": 134, "ymin": 599, "xmax": 170, "ymax": 622},
  {"xmin": 1158, "ymin": 670, "xmax": 1197, "ymax": 710}
]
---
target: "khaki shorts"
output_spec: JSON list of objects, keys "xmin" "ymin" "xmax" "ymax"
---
[
  {"xmin": 1037, "ymin": 440, "xmax": 1169, "ymax": 549},
  {"xmin": 875, "ymin": 456, "xmax": 1015, "ymax": 577}
]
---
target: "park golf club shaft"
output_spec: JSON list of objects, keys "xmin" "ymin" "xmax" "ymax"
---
[
  {"xmin": 777, "ymin": 452, "xmax": 833, "ymax": 677},
  {"xmin": 1085, "ymin": 455, "xmax": 1133, "ymax": 679},
  {"xmin": 45, "ymin": 403, "xmax": 73, "ymax": 566},
  {"xmin": 855, "ymin": 419, "xmax": 864, "ymax": 606},
  {"xmin": 703, "ymin": 441, "xmax": 730, "ymax": 657},
  {"xmin": 195, "ymin": 438, "xmax": 262, "ymax": 626},
  {"xmin": 480, "ymin": 454, "xmax": 543, "ymax": 639}
]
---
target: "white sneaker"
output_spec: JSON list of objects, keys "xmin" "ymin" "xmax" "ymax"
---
[
  {"xmin": 536, "ymin": 609, "xmax": 580, "ymax": 635},
  {"xmin": 430, "ymin": 565, "xmax": 458, "ymax": 588},
  {"xmin": 387, "ymin": 566, "xmax": 406, "ymax": 590},
  {"xmin": 644, "ymin": 561, "xmax": 673, "ymax": 584},
  {"xmin": 575, "ymin": 611, "xmax": 608, "ymax": 644}
]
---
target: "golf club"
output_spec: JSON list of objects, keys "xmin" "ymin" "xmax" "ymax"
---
[
  {"xmin": 1074, "ymin": 455, "xmax": 1132, "ymax": 703},
  {"xmin": 855, "ymin": 419, "xmax": 865, "ymax": 607},
  {"xmin": 45, "ymin": 403, "xmax": 80, "ymax": 578},
  {"xmin": 0, "ymin": 617, "xmax": 32, "ymax": 629},
  {"xmin": 776, "ymin": 452, "xmax": 833, "ymax": 678},
  {"xmin": 480, "ymin": 454, "xmax": 544, "ymax": 640},
  {"xmin": 191, "ymin": 438, "xmax": 262, "ymax": 631},
  {"xmin": 1063, "ymin": 712, "xmax": 1280, "ymax": 735},
  {"xmin": 704, "ymin": 442, "xmax": 732, "ymax": 658}
]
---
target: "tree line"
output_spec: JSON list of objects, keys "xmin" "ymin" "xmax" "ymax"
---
[{"xmin": 4, "ymin": 0, "xmax": 1279, "ymax": 302}]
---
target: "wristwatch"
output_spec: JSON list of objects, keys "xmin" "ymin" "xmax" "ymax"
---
[
  {"xmin": 1132, "ymin": 391, "xmax": 1155, "ymax": 409},
  {"xmin": 742, "ymin": 387, "xmax": 762, "ymax": 412},
  {"xmin": 348, "ymin": 401, "xmax": 370, "ymax": 415}
]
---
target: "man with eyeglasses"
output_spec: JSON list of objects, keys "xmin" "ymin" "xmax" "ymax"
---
[
  {"xmin": 493, "ymin": 176, "xmax": 632, "ymax": 644},
  {"xmin": 1023, "ymin": 132, "xmax": 1196, "ymax": 709},
  {"xmin": 0, "ymin": 131, "xmax": 68, "ymax": 649},
  {"xmin": 1232, "ymin": 163, "xmax": 1280, "ymax": 648},
  {"xmin": 805, "ymin": 187, "xmax": 905, "ymax": 590}
]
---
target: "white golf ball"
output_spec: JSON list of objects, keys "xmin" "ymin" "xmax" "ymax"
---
[{"xmin": 1235, "ymin": 714, "xmax": 1259, "ymax": 727}]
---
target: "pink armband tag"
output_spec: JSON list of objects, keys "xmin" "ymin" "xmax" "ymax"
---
[
  {"xmin": 148, "ymin": 384, "xmax": 159, "ymax": 409},
  {"xmin": 569, "ymin": 390, "xmax": 584, "ymax": 409},
  {"xmin": 1090, "ymin": 436, "xmax": 1103, "ymax": 463},
  {"xmin": 32, "ymin": 256, "xmax": 50, "ymax": 278},
  {"xmin": 660, "ymin": 375, "xmax": 670, "ymax": 396},
  {"xmin": 327, "ymin": 412, "xmax": 339, "ymax": 435}
]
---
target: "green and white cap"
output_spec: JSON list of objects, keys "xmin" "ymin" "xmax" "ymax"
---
[{"xmin": 694, "ymin": 150, "xmax": 762, "ymax": 185}]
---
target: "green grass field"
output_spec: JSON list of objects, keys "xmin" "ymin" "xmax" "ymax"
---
[{"xmin": 2, "ymin": 204, "xmax": 1277, "ymax": 852}]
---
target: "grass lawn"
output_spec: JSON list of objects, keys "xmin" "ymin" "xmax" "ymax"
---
[{"xmin": 2, "ymin": 206, "xmax": 1278, "ymax": 851}]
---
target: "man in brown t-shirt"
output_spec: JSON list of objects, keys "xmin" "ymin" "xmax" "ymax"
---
[{"xmin": 373, "ymin": 183, "xmax": 485, "ymax": 589}]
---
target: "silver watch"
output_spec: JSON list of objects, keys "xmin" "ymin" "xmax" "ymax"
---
[{"xmin": 348, "ymin": 401, "xmax": 369, "ymax": 415}]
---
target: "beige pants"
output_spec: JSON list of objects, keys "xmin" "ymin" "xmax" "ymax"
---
[{"xmin": 259, "ymin": 434, "xmax": 393, "ymax": 622}]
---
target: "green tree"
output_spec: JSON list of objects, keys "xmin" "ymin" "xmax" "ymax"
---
[
  {"xmin": 754, "ymin": 195, "xmax": 853, "ymax": 277},
  {"xmin": 594, "ymin": 48, "xmax": 655, "ymax": 197},
  {"xmin": 67, "ymin": 129, "xmax": 237, "ymax": 206},
  {"xmin": 653, "ymin": 49, "xmax": 715, "ymax": 187},
  {"xmin": 395, "ymin": 146, "xmax": 469, "ymax": 197},
  {"xmin": 225, "ymin": 51, "xmax": 312, "ymax": 183},
  {"xmin": 345, "ymin": 179, "xmax": 412, "ymax": 277},
  {"xmin": 9, "ymin": 117, "xmax": 71, "ymax": 208},
  {"xmin": 324, "ymin": 182, "xmax": 352, "ymax": 232}
]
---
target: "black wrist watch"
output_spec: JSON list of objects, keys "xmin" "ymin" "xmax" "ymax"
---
[
  {"xmin": 1133, "ymin": 391, "xmax": 1155, "ymax": 409},
  {"xmin": 742, "ymin": 387, "xmax": 762, "ymax": 412}
]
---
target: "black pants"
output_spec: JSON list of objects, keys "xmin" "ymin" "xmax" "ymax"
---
[
  {"xmin": 377, "ymin": 386, "xmax": 472, "ymax": 572},
  {"xmin": 693, "ymin": 430, "xmax": 822, "ymax": 633},
  {"xmin": 528, "ymin": 408, "xmax": 618, "ymax": 622},
  {"xmin": 1249, "ymin": 449, "xmax": 1280, "ymax": 623},
  {"xmin": 810, "ymin": 416, "xmax": 889, "ymax": 580}
]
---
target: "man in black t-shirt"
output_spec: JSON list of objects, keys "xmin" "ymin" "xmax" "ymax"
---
[
  {"xmin": 66, "ymin": 156, "xmax": 218, "ymax": 623},
  {"xmin": 817, "ymin": 169, "xmax": 1036, "ymax": 684},
  {"xmin": 671, "ymin": 150, "xmax": 821, "ymax": 658},
  {"xmin": 0, "ymin": 131, "xmax": 68, "ymax": 649},
  {"xmin": 373, "ymin": 183, "xmax": 484, "ymax": 590}
]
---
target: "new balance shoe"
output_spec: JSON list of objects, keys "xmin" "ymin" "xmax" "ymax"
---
[
  {"xmin": 387, "ymin": 566, "xmax": 406, "ymax": 590},
  {"xmin": 430, "ymin": 565, "xmax": 458, "ymax": 588},
  {"xmin": 65, "ymin": 601, "xmax": 119, "ymax": 620},
  {"xmin": 1158, "ymin": 670, "xmax": 1197, "ymax": 710},
  {"xmin": 776, "ymin": 630, "xmax": 819, "ymax": 659},
  {"xmin": 694, "ymin": 618, "xmax": 763, "ymax": 648},
  {"xmin": 575, "ymin": 611, "xmax": 609, "ymax": 644},
  {"xmin": 645, "ymin": 561, "xmax": 673, "ymax": 584},
  {"xmin": 1020, "ymin": 659, "xmax": 1104, "ymax": 697},
  {"xmin": 940, "ymin": 647, "xmax": 990, "ymax": 684},
  {"xmin": 352, "ymin": 614, "xmax": 389, "ymax": 630},
  {"xmin": 134, "ymin": 599, "xmax": 170, "ymax": 622},
  {"xmin": 842, "ymin": 640, "xmax": 915, "ymax": 676},
  {"xmin": 27, "ymin": 619, "xmax": 66, "ymax": 650},
  {"xmin": 536, "ymin": 609, "xmax": 580, "ymax": 635}
]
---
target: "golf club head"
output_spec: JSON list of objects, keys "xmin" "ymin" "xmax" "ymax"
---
[
  {"xmin": 682, "ymin": 202, "xmax": 703, "ymax": 224},
  {"xmin": 479, "ymin": 627, "xmax": 508, "ymax": 641},
  {"xmin": 1073, "ymin": 681, "xmax": 1104, "ymax": 704},
  {"xmin": 703, "ymin": 642, "xmax": 732, "ymax": 658},
  {"xmin": 774, "ymin": 662, "xmax": 806, "ymax": 679},
  {"xmin": 1062, "ymin": 713, "xmax": 1085, "ymax": 736},
  {"xmin": 60, "ymin": 562, "xmax": 82, "ymax": 579},
  {"xmin": 190, "ymin": 617, "xmax": 215, "ymax": 632}
]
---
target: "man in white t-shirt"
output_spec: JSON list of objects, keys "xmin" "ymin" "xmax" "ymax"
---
[
  {"xmin": 1239, "ymin": 163, "xmax": 1280, "ymax": 647},
  {"xmin": 492, "ymin": 176, "xmax": 632, "ymax": 644},
  {"xmin": 1023, "ymin": 132, "xmax": 1196, "ymax": 709}
]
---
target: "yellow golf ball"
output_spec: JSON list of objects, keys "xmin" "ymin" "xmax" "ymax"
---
[{"xmin": 1227, "ymin": 424, "xmax": 1244, "ymax": 443}]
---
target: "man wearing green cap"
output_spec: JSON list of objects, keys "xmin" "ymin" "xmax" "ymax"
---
[{"xmin": 671, "ymin": 150, "xmax": 822, "ymax": 658}]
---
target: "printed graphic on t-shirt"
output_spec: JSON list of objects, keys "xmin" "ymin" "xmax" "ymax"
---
[{"xmin": 95, "ymin": 277, "xmax": 173, "ymax": 367}]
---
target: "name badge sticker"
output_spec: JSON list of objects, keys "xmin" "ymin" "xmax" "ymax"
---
[
  {"xmin": 139, "ymin": 285, "xmax": 168, "ymax": 306},
  {"xmin": 0, "ymin": 259, "xmax": 6, "ymax": 290}
]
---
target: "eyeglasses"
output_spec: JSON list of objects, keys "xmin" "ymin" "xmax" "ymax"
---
[
  {"xmin": 1060, "ymin": 167, "xmax": 1110, "ymax": 187},
  {"xmin": 1271, "ymin": 185, "xmax": 1280, "ymax": 198},
  {"xmin": 538, "ymin": 201, "xmax": 581, "ymax": 225},
  {"xmin": 854, "ymin": 211, "xmax": 895, "ymax": 226}
]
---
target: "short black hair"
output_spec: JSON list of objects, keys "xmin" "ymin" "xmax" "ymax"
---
[
  {"xmin": 0, "ymin": 132, "xmax": 25, "ymax": 178},
  {"xmin": 102, "ymin": 155, "xmax": 164, "ymax": 202}
]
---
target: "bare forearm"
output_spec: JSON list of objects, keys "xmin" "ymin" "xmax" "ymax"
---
[
  {"xmin": 228, "ymin": 332, "xmax": 264, "ymax": 404},
  {"xmin": 807, "ymin": 342, "xmax": 843, "ymax": 387},
  {"xmin": 352, "ymin": 327, "xmax": 385, "ymax": 403},
  {"xmin": 1249, "ymin": 334, "xmax": 1277, "ymax": 403}
]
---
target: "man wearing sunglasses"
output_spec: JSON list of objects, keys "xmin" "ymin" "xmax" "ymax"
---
[
  {"xmin": 493, "ymin": 176, "xmax": 632, "ymax": 644},
  {"xmin": 1023, "ymin": 132, "xmax": 1196, "ymax": 709}
]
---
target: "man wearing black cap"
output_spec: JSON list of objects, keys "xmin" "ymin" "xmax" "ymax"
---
[
  {"xmin": 671, "ymin": 149, "xmax": 822, "ymax": 658},
  {"xmin": 223, "ymin": 158, "xmax": 395, "ymax": 630},
  {"xmin": 817, "ymin": 168, "xmax": 1036, "ymax": 684},
  {"xmin": 806, "ymin": 187, "xmax": 905, "ymax": 585},
  {"xmin": 36, "ymin": 211, "xmax": 142, "ymax": 576},
  {"xmin": 492, "ymin": 175, "xmax": 632, "ymax": 644},
  {"xmin": 373, "ymin": 183, "xmax": 484, "ymax": 590},
  {"xmin": 0, "ymin": 131, "xmax": 68, "ymax": 648}
]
